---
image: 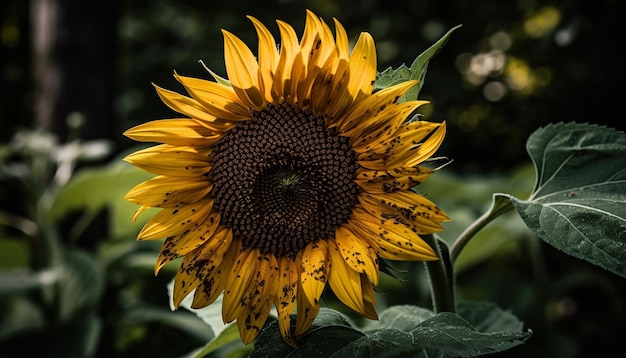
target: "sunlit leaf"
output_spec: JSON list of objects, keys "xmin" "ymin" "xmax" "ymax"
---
[
  {"xmin": 374, "ymin": 25, "xmax": 461, "ymax": 103},
  {"xmin": 49, "ymin": 158, "xmax": 154, "ymax": 240},
  {"xmin": 185, "ymin": 324, "xmax": 245, "ymax": 358}
]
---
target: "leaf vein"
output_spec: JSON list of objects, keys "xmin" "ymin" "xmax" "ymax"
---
[
  {"xmin": 541, "ymin": 205, "xmax": 614, "ymax": 261},
  {"xmin": 531, "ymin": 152, "xmax": 575, "ymax": 200},
  {"xmin": 544, "ymin": 201, "xmax": 626, "ymax": 223},
  {"xmin": 533, "ymin": 179, "xmax": 626, "ymax": 202}
]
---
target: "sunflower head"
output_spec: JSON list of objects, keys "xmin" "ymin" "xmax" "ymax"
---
[{"xmin": 124, "ymin": 10, "xmax": 449, "ymax": 346}]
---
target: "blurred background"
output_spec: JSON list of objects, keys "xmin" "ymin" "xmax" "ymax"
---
[{"xmin": 1, "ymin": 0, "xmax": 624, "ymax": 357}]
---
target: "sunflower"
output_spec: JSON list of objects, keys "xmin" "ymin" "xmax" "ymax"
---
[{"xmin": 124, "ymin": 10, "xmax": 449, "ymax": 346}]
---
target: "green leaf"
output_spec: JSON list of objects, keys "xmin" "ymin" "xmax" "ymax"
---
[
  {"xmin": 0, "ymin": 268, "xmax": 60, "ymax": 295},
  {"xmin": 121, "ymin": 307, "xmax": 214, "ymax": 342},
  {"xmin": 374, "ymin": 305, "xmax": 435, "ymax": 331},
  {"xmin": 456, "ymin": 301, "xmax": 525, "ymax": 334},
  {"xmin": 249, "ymin": 320, "xmax": 292, "ymax": 358},
  {"xmin": 408, "ymin": 312, "xmax": 531, "ymax": 357},
  {"xmin": 251, "ymin": 305, "xmax": 530, "ymax": 358},
  {"xmin": 58, "ymin": 249, "xmax": 104, "ymax": 321},
  {"xmin": 251, "ymin": 308, "xmax": 361, "ymax": 358},
  {"xmin": 188, "ymin": 323, "xmax": 244, "ymax": 358},
  {"xmin": 357, "ymin": 304, "xmax": 530, "ymax": 358},
  {"xmin": 0, "ymin": 295, "xmax": 45, "ymax": 338},
  {"xmin": 49, "ymin": 160, "xmax": 154, "ymax": 240},
  {"xmin": 288, "ymin": 325, "xmax": 368, "ymax": 358},
  {"xmin": 374, "ymin": 25, "xmax": 461, "ymax": 103},
  {"xmin": 508, "ymin": 122, "xmax": 626, "ymax": 277}
]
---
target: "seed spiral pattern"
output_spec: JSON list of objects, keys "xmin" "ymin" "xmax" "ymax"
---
[{"xmin": 209, "ymin": 102, "xmax": 360, "ymax": 257}]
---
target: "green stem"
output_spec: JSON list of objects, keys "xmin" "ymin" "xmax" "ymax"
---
[
  {"xmin": 450, "ymin": 194, "xmax": 515, "ymax": 263},
  {"xmin": 423, "ymin": 234, "xmax": 456, "ymax": 313}
]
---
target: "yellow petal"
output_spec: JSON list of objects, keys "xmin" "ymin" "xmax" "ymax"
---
[
  {"xmin": 191, "ymin": 238, "xmax": 241, "ymax": 309},
  {"xmin": 297, "ymin": 11, "xmax": 335, "ymax": 105},
  {"xmin": 337, "ymin": 80, "xmax": 418, "ymax": 135},
  {"xmin": 358, "ymin": 121, "xmax": 446, "ymax": 169},
  {"xmin": 154, "ymin": 211, "xmax": 222, "ymax": 274},
  {"xmin": 172, "ymin": 226, "xmax": 232, "ymax": 308},
  {"xmin": 153, "ymin": 84, "xmax": 233, "ymax": 125},
  {"xmin": 299, "ymin": 10, "xmax": 322, "ymax": 69},
  {"xmin": 123, "ymin": 144, "xmax": 210, "ymax": 177},
  {"xmin": 335, "ymin": 226, "xmax": 379, "ymax": 286},
  {"xmin": 327, "ymin": 239, "xmax": 366, "ymax": 314},
  {"xmin": 222, "ymin": 247, "xmax": 260, "ymax": 322},
  {"xmin": 274, "ymin": 256, "xmax": 298, "ymax": 346},
  {"xmin": 174, "ymin": 72, "xmax": 251, "ymax": 120},
  {"xmin": 289, "ymin": 53, "xmax": 305, "ymax": 105},
  {"xmin": 309, "ymin": 19, "xmax": 350, "ymax": 117},
  {"xmin": 192, "ymin": 115, "xmax": 238, "ymax": 133},
  {"xmin": 125, "ymin": 175, "xmax": 212, "ymax": 208},
  {"xmin": 361, "ymin": 120, "xmax": 441, "ymax": 153},
  {"xmin": 237, "ymin": 253, "xmax": 279, "ymax": 344},
  {"xmin": 349, "ymin": 100, "xmax": 429, "ymax": 149},
  {"xmin": 360, "ymin": 274, "xmax": 378, "ymax": 320},
  {"xmin": 359, "ymin": 191, "xmax": 449, "ymax": 233},
  {"xmin": 404, "ymin": 121, "xmax": 447, "ymax": 167},
  {"xmin": 131, "ymin": 205, "xmax": 150, "ymax": 222},
  {"xmin": 295, "ymin": 273, "xmax": 320, "ymax": 336},
  {"xmin": 349, "ymin": 206, "xmax": 439, "ymax": 261},
  {"xmin": 354, "ymin": 166, "xmax": 433, "ymax": 194},
  {"xmin": 346, "ymin": 32, "xmax": 377, "ymax": 104},
  {"xmin": 137, "ymin": 198, "xmax": 213, "ymax": 240},
  {"xmin": 333, "ymin": 18, "xmax": 350, "ymax": 62},
  {"xmin": 309, "ymin": 55, "xmax": 339, "ymax": 115},
  {"xmin": 248, "ymin": 16, "xmax": 279, "ymax": 103},
  {"xmin": 299, "ymin": 240, "xmax": 328, "ymax": 306},
  {"xmin": 123, "ymin": 118, "xmax": 222, "ymax": 146},
  {"xmin": 222, "ymin": 30, "xmax": 265, "ymax": 110},
  {"xmin": 273, "ymin": 20, "xmax": 302, "ymax": 102}
]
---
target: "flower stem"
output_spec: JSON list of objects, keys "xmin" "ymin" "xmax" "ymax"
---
[
  {"xmin": 449, "ymin": 194, "xmax": 515, "ymax": 263},
  {"xmin": 423, "ymin": 234, "xmax": 456, "ymax": 313}
]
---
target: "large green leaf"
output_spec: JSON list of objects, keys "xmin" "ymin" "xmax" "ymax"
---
[
  {"xmin": 456, "ymin": 301, "xmax": 525, "ymax": 335},
  {"xmin": 507, "ymin": 123, "xmax": 626, "ymax": 277},
  {"xmin": 374, "ymin": 25, "xmax": 461, "ymax": 103},
  {"xmin": 355, "ymin": 304, "xmax": 530, "ymax": 358},
  {"xmin": 251, "ymin": 304, "xmax": 530, "ymax": 358}
]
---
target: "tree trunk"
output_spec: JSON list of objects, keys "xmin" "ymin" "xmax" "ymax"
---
[{"xmin": 32, "ymin": 0, "xmax": 117, "ymax": 141}]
